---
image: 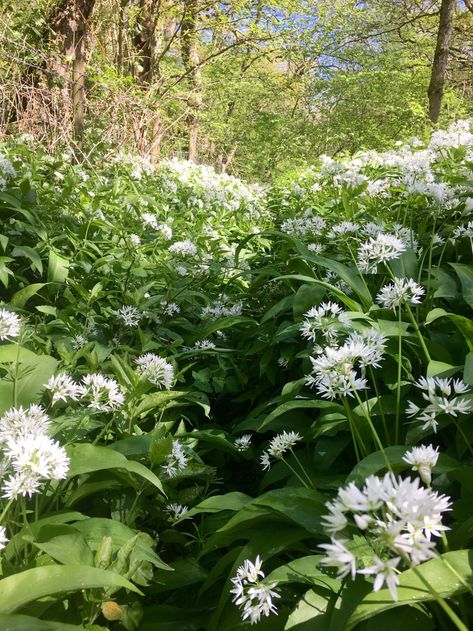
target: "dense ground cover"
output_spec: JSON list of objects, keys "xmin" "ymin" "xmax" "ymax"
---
[{"xmin": 1, "ymin": 121, "xmax": 473, "ymax": 630}]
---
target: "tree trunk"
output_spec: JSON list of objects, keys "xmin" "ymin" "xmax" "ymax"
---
[
  {"xmin": 133, "ymin": 0, "xmax": 159, "ymax": 85},
  {"xmin": 180, "ymin": 0, "xmax": 202, "ymax": 162},
  {"xmin": 52, "ymin": 0, "xmax": 96, "ymax": 140},
  {"xmin": 427, "ymin": 0, "xmax": 455, "ymax": 123}
]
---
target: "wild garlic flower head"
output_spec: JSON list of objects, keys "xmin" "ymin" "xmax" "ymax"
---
[
  {"xmin": 320, "ymin": 473, "xmax": 451, "ymax": 601},
  {"xmin": 45, "ymin": 373, "xmax": 82, "ymax": 405},
  {"xmin": 193, "ymin": 339, "xmax": 216, "ymax": 350},
  {"xmin": 0, "ymin": 309, "xmax": 21, "ymax": 340},
  {"xmin": 165, "ymin": 502, "xmax": 189, "ymax": 523},
  {"xmin": 157, "ymin": 223, "xmax": 173, "ymax": 240},
  {"xmin": 201, "ymin": 295, "xmax": 244, "ymax": 320},
  {"xmin": 71, "ymin": 334, "xmax": 87, "ymax": 350},
  {"xmin": 305, "ymin": 330, "xmax": 386, "ymax": 399},
  {"xmin": 79, "ymin": 374, "xmax": 125, "ymax": 411},
  {"xmin": 135, "ymin": 353, "xmax": 174, "ymax": 389},
  {"xmin": 260, "ymin": 431, "xmax": 301, "ymax": 470},
  {"xmin": 168, "ymin": 240, "xmax": 198, "ymax": 257},
  {"xmin": 142, "ymin": 213, "xmax": 158, "ymax": 229},
  {"xmin": 1, "ymin": 424, "xmax": 70, "ymax": 500},
  {"xmin": 230, "ymin": 556, "xmax": 280, "ymax": 625},
  {"xmin": 376, "ymin": 278, "xmax": 425, "ymax": 310},
  {"xmin": 162, "ymin": 440, "xmax": 188, "ymax": 478},
  {"xmin": 0, "ymin": 405, "xmax": 51, "ymax": 443},
  {"xmin": 234, "ymin": 434, "xmax": 252, "ymax": 452},
  {"xmin": 130, "ymin": 233, "xmax": 141, "ymax": 247},
  {"xmin": 403, "ymin": 444, "xmax": 439, "ymax": 485},
  {"xmin": 116, "ymin": 305, "xmax": 141, "ymax": 328},
  {"xmin": 300, "ymin": 302, "xmax": 351, "ymax": 343},
  {"xmin": 406, "ymin": 376, "xmax": 471, "ymax": 433},
  {"xmin": 358, "ymin": 233, "xmax": 407, "ymax": 273}
]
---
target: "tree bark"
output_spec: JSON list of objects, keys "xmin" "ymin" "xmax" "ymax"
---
[
  {"xmin": 180, "ymin": 0, "xmax": 202, "ymax": 162},
  {"xmin": 427, "ymin": 0, "xmax": 455, "ymax": 123},
  {"xmin": 133, "ymin": 0, "xmax": 160, "ymax": 85}
]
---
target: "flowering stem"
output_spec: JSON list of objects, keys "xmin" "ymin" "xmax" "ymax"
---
[
  {"xmin": 0, "ymin": 498, "xmax": 14, "ymax": 524},
  {"xmin": 280, "ymin": 456, "xmax": 310, "ymax": 488},
  {"xmin": 352, "ymin": 389, "xmax": 392, "ymax": 472},
  {"xmin": 405, "ymin": 303, "xmax": 431, "ymax": 363},
  {"xmin": 368, "ymin": 366, "xmax": 389, "ymax": 445},
  {"xmin": 342, "ymin": 399, "xmax": 363, "ymax": 462},
  {"xmin": 410, "ymin": 564, "xmax": 468, "ymax": 631},
  {"xmin": 395, "ymin": 307, "xmax": 403, "ymax": 444},
  {"xmin": 290, "ymin": 449, "xmax": 313, "ymax": 488}
]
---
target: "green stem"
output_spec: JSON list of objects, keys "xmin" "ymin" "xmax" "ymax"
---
[
  {"xmin": 406, "ymin": 303, "xmax": 431, "ymax": 363},
  {"xmin": 0, "ymin": 498, "xmax": 14, "ymax": 524},
  {"xmin": 395, "ymin": 307, "xmax": 403, "ymax": 444},
  {"xmin": 290, "ymin": 449, "xmax": 313, "ymax": 488},
  {"xmin": 352, "ymin": 388, "xmax": 392, "ymax": 472},
  {"xmin": 280, "ymin": 456, "xmax": 310, "ymax": 488},
  {"xmin": 342, "ymin": 398, "xmax": 362, "ymax": 462},
  {"xmin": 368, "ymin": 366, "xmax": 389, "ymax": 445}
]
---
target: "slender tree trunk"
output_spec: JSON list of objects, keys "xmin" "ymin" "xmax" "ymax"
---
[
  {"xmin": 180, "ymin": 0, "xmax": 202, "ymax": 162},
  {"xmin": 133, "ymin": 0, "xmax": 159, "ymax": 85},
  {"xmin": 427, "ymin": 0, "xmax": 455, "ymax": 123}
]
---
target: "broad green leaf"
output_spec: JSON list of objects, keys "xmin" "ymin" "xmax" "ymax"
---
[
  {"xmin": 0, "ymin": 344, "xmax": 37, "ymax": 362},
  {"xmin": 0, "ymin": 614, "xmax": 83, "ymax": 630},
  {"xmin": 187, "ymin": 492, "xmax": 253, "ymax": 517},
  {"xmin": 72, "ymin": 517, "xmax": 171, "ymax": 570},
  {"xmin": 28, "ymin": 524, "xmax": 94, "ymax": 566},
  {"xmin": 426, "ymin": 308, "xmax": 473, "ymax": 350},
  {"xmin": 0, "ymin": 565, "xmax": 141, "ymax": 614},
  {"xmin": 259, "ymin": 399, "xmax": 343, "ymax": 431},
  {"xmin": 450, "ymin": 263, "xmax": 473, "ymax": 308},
  {"xmin": 266, "ymin": 555, "xmax": 339, "ymax": 589},
  {"xmin": 11, "ymin": 245, "xmax": 43, "ymax": 275},
  {"xmin": 66, "ymin": 443, "xmax": 164, "ymax": 495},
  {"xmin": 285, "ymin": 588, "xmax": 331, "ymax": 629},
  {"xmin": 0, "ymin": 354, "xmax": 58, "ymax": 414},
  {"xmin": 273, "ymin": 274, "xmax": 362, "ymax": 311},
  {"xmin": 48, "ymin": 250, "xmax": 70, "ymax": 283},
  {"xmin": 347, "ymin": 446, "xmax": 408, "ymax": 484},
  {"xmin": 11, "ymin": 283, "xmax": 48, "ymax": 308},
  {"xmin": 346, "ymin": 550, "xmax": 473, "ymax": 629},
  {"xmin": 426, "ymin": 360, "xmax": 460, "ymax": 378}
]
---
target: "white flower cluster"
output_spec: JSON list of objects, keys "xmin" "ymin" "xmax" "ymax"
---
[
  {"xmin": 162, "ymin": 440, "xmax": 188, "ymax": 478},
  {"xmin": 260, "ymin": 431, "xmax": 301, "ymax": 470},
  {"xmin": 0, "ymin": 405, "xmax": 70, "ymax": 500},
  {"xmin": 305, "ymin": 330, "xmax": 386, "ymax": 399},
  {"xmin": 116, "ymin": 306, "xmax": 141, "ymax": 328},
  {"xmin": 0, "ymin": 156, "xmax": 17, "ymax": 190},
  {"xmin": 165, "ymin": 502, "xmax": 189, "ymax": 523},
  {"xmin": 358, "ymin": 233, "xmax": 407, "ymax": 273},
  {"xmin": 320, "ymin": 472, "xmax": 451, "ymax": 600},
  {"xmin": 234, "ymin": 434, "xmax": 252, "ymax": 452},
  {"xmin": 168, "ymin": 240, "xmax": 198, "ymax": 257},
  {"xmin": 403, "ymin": 444, "xmax": 439, "ymax": 485},
  {"xmin": 0, "ymin": 309, "xmax": 21, "ymax": 340},
  {"xmin": 300, "ymin": 302, "xmax": 351, "ymax": 344},
  {"xmin": 201, "ymin": 294, "xmax": 243, "ymax": 320},
  {"xmin": 230, "ymin": 556, "xmax": 280, "ymax": 625},
  {"xmin": 46, "ymin": 373, "xmax": 125, "ymax": 411},
  {"xmin": 406, "ymin": 376, "xmax": 471, "ymax": 433},
  {"xmin": 135, "ymin": 353, "xmax": 174, "ymax": 389},
  {"xmin": 376, "ymin": 278, "xmax": 425, "ymax": 310}
]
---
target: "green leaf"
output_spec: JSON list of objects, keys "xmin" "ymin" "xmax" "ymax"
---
[
  {"xmin": 11, "ymin": 245, "xmax": 43, "ymax": 275},
  {"xmin": 346, "ymin": 550, "xmax": 473, "ymax": 629},
  {"xmin": 285, "ymin": 588, "xmax": 331, "ymax": 629},
  {"xmin": 28, "ymin": 524, "xmax": 94, "ymax": 566},
  {"xmin": 0, "ymin": 344, "xmax": 37, "ymax": 362},
  {"xmin": 426, "ymin": 360, "xmax": 460, "ymax": 378},
  {"xmin": 0, "ymin": 566, "xmax": 142, "ymax": 614},
  {"xmin": 48, "ymin": 250, "xmax": 70, "ymax": 283},
  {"xmin": 425, "ymin": 308, "xmax": 473, "ymax": 350},
  {"xmin": 347, "ymin": 447, "xmax": 408, "ymax": 484},
  {"xmin": 450, "ymin": 263, "xmax": 473, "ymax": 308},
  {"xmin": 11, "ymin": 283, "xmax": 48, "ymax": 308},
  {"xmin": 0, "ymin": 614, "xmax": 83, "ymax": 630},
  {"xmin": 259, "ymin": 399, "xmax": 343, "ymax": 431},
  {"xmin": 0, "ymin": 354, "xmax": 58, "ymax": 414},
  {"xmin": 266, "ymin": 555, "xmax": 339, "ymax": 589},
  {"xmin": 66, "ymin": 444, "xmax": 164, "ymax": 495}
]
